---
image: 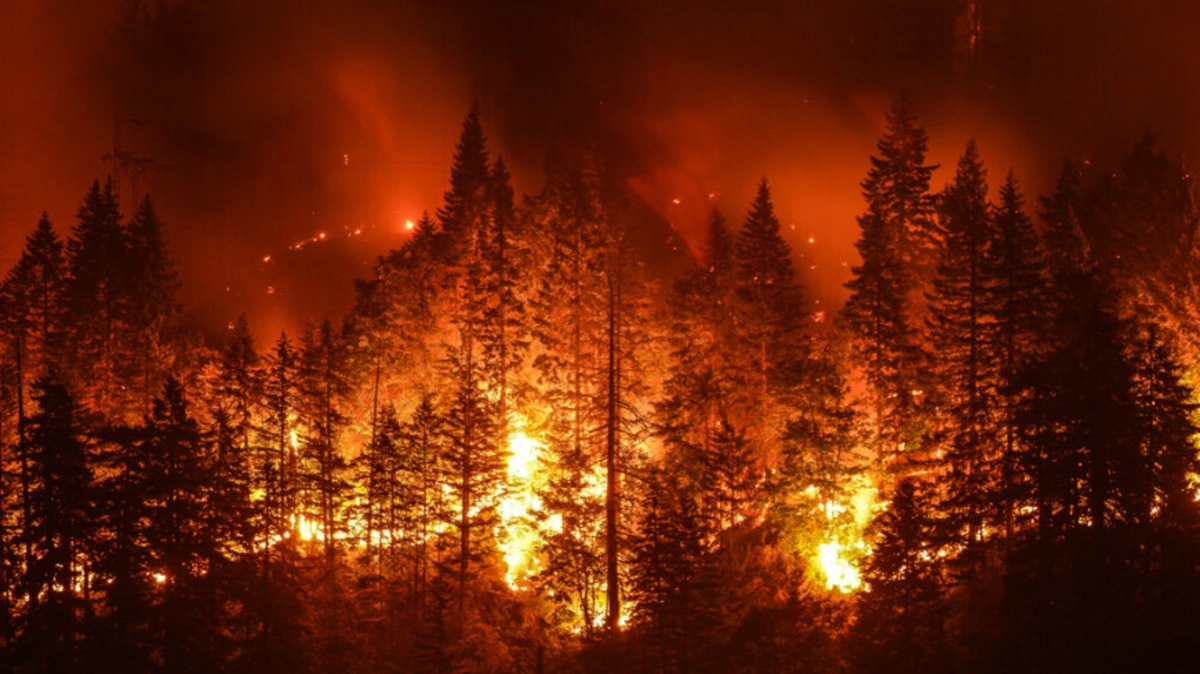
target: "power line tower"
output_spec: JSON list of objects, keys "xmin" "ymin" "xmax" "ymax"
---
[{"xmin": 101, "ymin": 112, "xmax": 168, "ymax": 207}]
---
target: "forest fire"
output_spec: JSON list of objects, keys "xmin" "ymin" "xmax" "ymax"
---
[
  {"xmin": 5, "ymin": 2, "xmax": 1200, "ymax": 673},
  {"xmin": 498, "ymin": 413, "xmax": 547, "ymax": 590}
]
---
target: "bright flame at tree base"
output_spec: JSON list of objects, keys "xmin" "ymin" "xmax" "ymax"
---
[
  {"xmin": 498, "ymin": 414, "xmax": 545, "ymax": 590},
  {"xmin": 817, "ymin": 540, "xmax": 863, "ymax": 593}
]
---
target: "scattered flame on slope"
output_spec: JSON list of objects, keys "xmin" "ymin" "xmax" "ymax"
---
[
  {"xmin": 811, "ymin": 479, "xmax": 877, "ymax": 594},
  {"xmin": 817, "ymin": 541, "xmax": 863, "ymax": 593},
  {"xmin": 498, "ymin": 413, "xmax": 546, "ymax": 590}
]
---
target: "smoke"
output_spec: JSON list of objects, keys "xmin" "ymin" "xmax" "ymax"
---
[{"xmin": 2, "ymin": 0, "xmax": 1199, "ymax": 337}]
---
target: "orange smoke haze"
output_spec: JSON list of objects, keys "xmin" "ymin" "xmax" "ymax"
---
[{"xmin": 4, "ymin": 0, "xmax": 1200, "ymax": 338}]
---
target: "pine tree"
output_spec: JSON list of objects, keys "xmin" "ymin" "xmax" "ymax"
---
[
  {"xmin": 529, "ymin": 153, "xmax": 610, "ymax": 634},
  {"xmin": 125, "ymin": 196, "xmax": 180, "ymax": 413},
  {"xmin": 851, "ymin": 479, "xmax": 946, "ymax": 674},
  {"xmin": 480, "ymin": 155, "xmax": 528, "ymax": 425},
  {"xmin": 437, "ymin": 104, "xmax": 492, "ymax": 255},
  {"xmin": 1038, "ymin": 160, "xmax": 1091, "ymax": 285},
  {"xmin": 398, "ymin": 396, "xmax": 447, "ymax": 620},
  {"xmin": 984, "ymin": 172, "xmax": 1050, "ymax": 539},
  {"xmin": 628, "ymin": 468, "xmax": 709, "ymax": 674},
  {"xmin": 66, "ymin": 179, "xmax": 131, "ymax": 418},
  {"xmin": 297, "ymin": 319, "xmax": 350, "ymax": 564},
  {"xmin": 261, "ymin": 332, "xmax": 299, "ymax": 545},
  {"xmin": 1, "ymin": 214, "xmax": 68, "ymax": 420},
  {"xmin": 140, "ymin": 376, "xmax": 228, "ymax": 674},
  {"xmin": 250, "ymin": 333, "xmax": 310, "ymax": 674},
  {"xmin": 14, "ymin": 374, "xmax": 94, "ymax": 673},
  {"xmin": 0, "ymin": 213, "xmax": 68, "ymax": 600},
  {"xmin": 89, "ymin": 422, "xmax": 155, "ymax": 674},
  {"xmin": 927, "ymin": 140, "xmax": 997, "ymax": 549},
  {"xmin": 657, "ymin": 207, "xmax": 745, "ymax": 498},
  {"xmin": 773, "ymin": 335, "xmax": 867, "ymax": 574},
  {"xmin": 734, "ymin": 179, "xmax": 806, "ymax": 429},
  {"xmin": 214, "ymin": 314, "xmax": 259, "ymax": 466},
  {"xmin": 843, "ymin": 95, "xmax": 938, "ymax": 464},
  {"xmin": 440, "ymin": 346, "xmax": 505, "ymax": 613},
  {"xmin": 701, "ymin": 419, "xmax": 758, "ymax": 533}
]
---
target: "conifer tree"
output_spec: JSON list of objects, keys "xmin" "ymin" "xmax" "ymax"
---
[
  {"xmin": 927, "ymin": 141, "xmax": 997, "ymax": 548},
  {"xmin": 140, "ymin": 376, "xmax": 228, "ymax": 674},
  {"xmin": 14, "ymin": 374, "xmax": 94, "ymax": 673},
  {"xmin": 398, "ymin": 395, "xmax": 447, "ymax": 618},
  {"xmin": 734, "ymin": 178, "xmax": 805, "ymax": 408},
  {"xmin": 437, "ymin": 104, "xmax": 492, "ymax": 254},
  {"xmin": 628, "ymin": 468, "xmax": 709, "ymax": 674},
  {"xmin": 0, "ymin": 214, "xmax": 68, "ymax": 595},
  {"xmin": 1, "ymin": 214, "xmax": 68, "ymax": 425},
  {"xmin": 214, "ymin": 314, "xmax": 259, "ymax": 463},
  {"xmin": 440, "ymin": 346, "xmax": 505, "ymax": 613},
  {"xmin": 529, "ymin": 153, "xmax": 610, "ymax": 633},
  {"xmin": 481, "ymin": 155, "xmax": 528, "ymax": 425},
  {"xmin": 984, "ymin": 172, "xmax": 1050, "ymax": 538},
  {"xmin": 851, "ymin": 479, "xmax": 946, "ymax": 674},
  {"xmin": 297, "ymin": 319, "xmax": 350, "ymax": 564},
  {"xmin": 701, "ymin": 420, "xmax": 758, "ymax": 533},
  {"xmin": 843, "ymin": 95, "xmax": 938, "ymax": 464},
  {"xmin": 126, "ymin": 196, "xmax": 180, "ymax": 412},
  {"xmin": 657, "ymin": 208, "xmax": 745, "ymax": 494},
  {"xmin": 66, "ymin": 179, "xmax": 131, "ymax": 418}
]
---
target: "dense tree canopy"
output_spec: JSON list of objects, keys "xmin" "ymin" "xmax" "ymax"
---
[{"xmin": 2, "ymin": 101, "xmax": 1200, "ymax": 674}]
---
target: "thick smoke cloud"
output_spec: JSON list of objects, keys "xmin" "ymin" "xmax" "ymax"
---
[{"xmin": 2, "ymin": 0, "xmax": 1199, "ymax": 337}]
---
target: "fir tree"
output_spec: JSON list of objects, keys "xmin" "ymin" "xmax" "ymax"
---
[
  {"xmin": 843, "ymin": 95, "xmax": 938, "ymax": 464},
  {"xmin": 14, "ymin": 374, "xmax": 94, "ymax": 673},
  {"xmin": 126, "ymin": 196, "xmax": 179, "ymax": 411},
  {"xmin": 66, "ymin": 179, "xmax": 131, "ymax": 418},
  {"xmin": 140, "ymin": 377, "xmax": 228, "ymax": 674},
  {"xmin": 628, "ymin": 468, "xmax": 709, "ymax": 674},
  {"xmin": 297, "ymin": 319, "xmax": 350, "ymax": 564},
  {"xmin": 437, "ymin": 104, "xmax": 492, "ymax": 261},
  {"xmin": 440, "ymin": 346, "xmax": 505, "ymax": 613},
  {"xmin": 984, "ymin": 172, "xmax": 1050, "ymax": 539},
  {"xmin": 734, "ymin": 178, "xmax": 805, "ymax": 408},
  {"xmin": 927, "ymin": 140, "xmax": 997, "ymax": 549},
  {"xmin": 851, "ymin": 479, "xmax": 947, "ymax": 674}
]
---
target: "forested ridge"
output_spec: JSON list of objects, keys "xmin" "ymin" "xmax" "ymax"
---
[{"xmin": 2, "ymin": 98, "xmax": 1199, "ymax": 674}]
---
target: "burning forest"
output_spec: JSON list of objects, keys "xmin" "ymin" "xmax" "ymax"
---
[{"xmin": 3, "ymin": 1, "xmax": 1200, "ymax": 673}]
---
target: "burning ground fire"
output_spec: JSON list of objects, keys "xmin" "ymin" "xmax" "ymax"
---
[{"xmin": 498, "ymin": 413, "xmax": 547, "ymax": 590}]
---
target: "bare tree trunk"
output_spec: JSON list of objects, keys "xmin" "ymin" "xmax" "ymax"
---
[{"xmin": 605, "ymin": 269, "xmax": 621, "ymax": 632}]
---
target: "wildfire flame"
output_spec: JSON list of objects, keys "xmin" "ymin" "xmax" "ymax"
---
[
  {"xmin": 817, "ymin": 540, "xmax": 862, "ymax": 593},
  {"xmin": 810, "ymin": 481, "xmax": 876, "ymax": 594},
  {"xmin": 498, "ymin": 414, "xmax": 546, "ymax": 590}
]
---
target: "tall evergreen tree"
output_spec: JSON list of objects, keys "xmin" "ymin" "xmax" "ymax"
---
[
  {"xmin": 851, "ymin": 479, "xmax": 947, "ymax": 674},
  {"xmin": 0, "ymin": 214, "xmax": 68, "ymax": 601},
  {"xmin": 125, "ymin": 196, "xmax": 180, "ymax": 412},
  {"xmin": 984, "ymin": 172, "xmax": 1050, "ymax": 539},
  {"xmin": 657, "ymin": 207, "xmax": 748, "ymax": 506},
  {"xmin": 440, "ymin": 347, "xmax": 505, "ymax": 613},
  {"xmin": 734, "ymin": 178, "xmax": 805, "ymax": 408},
  {"xmin": 140, "ymin": 377, "xmax": 228, "ymax": 674},
  {"xmin": 927, "ymin": 141, "xmax": 997, "ymax": 549},
  {"xmin": 437, "ymin": 104, "xmax": 492, "ymax": 254},
  {"xmin": 66, "ymin": 179, "xmax": 131, "ymax": 418},
  {"xmin": 14, "ymin": 374, "xmax": 94, "ymax": 673},
  {"xmin": 297, "ymin": 319, "xmax": 350, "ymax": 564},
  {"xmin": 628, "ymin": 468, "xmax": 709, "ymax": 674},
  {"xmin": 843, "ymin": 95, "xmax": 938, "ymax": 465}
]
